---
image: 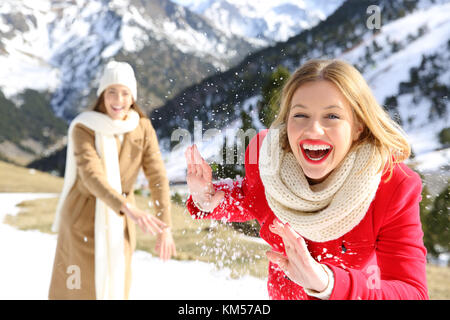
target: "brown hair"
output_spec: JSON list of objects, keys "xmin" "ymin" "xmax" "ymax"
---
[
  {"xmin": 91, "ymin": 92, "xmax": 147, "ymax": 119},
  {"xmin": 271, "ymin": 59, "xmax": 411, "ymax": 182}
]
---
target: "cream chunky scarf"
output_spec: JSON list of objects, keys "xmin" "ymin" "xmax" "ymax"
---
[
  {"xmin": 259, "ymin": 126, "xmax": 382, "ymax": 243},
  {"xmin": 52, "ymin": 110, "xmax": 140, "ymax": 299}
]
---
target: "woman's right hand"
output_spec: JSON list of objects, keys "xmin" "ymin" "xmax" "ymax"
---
[
  {"xmin": 185, "ymin": 144, "xmax": 224, "ymax": 212},
  {"xmin": 121, "ymin": 202, "xmax": 167, "ymax": 235}
]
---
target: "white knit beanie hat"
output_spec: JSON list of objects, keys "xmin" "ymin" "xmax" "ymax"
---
[{"xmin": 97, "ymin": 61, "xmax": 137, "ymax": 101}]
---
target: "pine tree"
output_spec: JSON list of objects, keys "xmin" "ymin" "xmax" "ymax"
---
[
  {"xmin": 259, "ymin": 66, "xmax": 290, "ymax": 128},
  {"xmin": 240, "ymin": 109, "xmax": 252, "ymax": 132},
  {"xmin": 438, "ymin": 127, "xmax": 450, "ymax": 147},
  {"xmin": 419, "ymin": 183, "xmax": 435, "ymax": 257},
  {"xmin": 420, "ymin": 178, "xmax": 450, "ymax": 259},
  {"xmin": 426, "ymin": 181, "xmax": 450, "ymax": 258}
]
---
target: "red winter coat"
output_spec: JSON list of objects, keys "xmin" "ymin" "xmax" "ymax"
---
[{"xmin": 186, "ymin": 130, "xmax": 429, "ymax": 300}]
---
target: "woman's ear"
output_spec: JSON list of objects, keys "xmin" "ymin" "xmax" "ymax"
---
[{"xmin": 352, "ymin": 119, "xmax": 364, "ymax": 142}]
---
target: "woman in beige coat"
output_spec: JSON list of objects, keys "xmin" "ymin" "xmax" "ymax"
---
[{"xmin": 49, "ymin": 61, "xmax": 175, "ymax": 300}]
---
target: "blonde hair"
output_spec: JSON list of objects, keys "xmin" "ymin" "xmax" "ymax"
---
[{"xmin": 271, "ymin": 59, "xmax": 411, "ymax": 182}]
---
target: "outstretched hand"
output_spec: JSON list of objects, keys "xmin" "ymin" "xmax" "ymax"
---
[
  {"xmin": 121, "ymin": 203, "xmax": 167, "ymax": 235},
  {"xmin": 266, "ymin": 219, "xmax": 329, "ymax": 293},
  {"xmin": 185, "ymin": 144, "xmax": 224, "ymax": 212},
  {"xmin": 155, "ymin": 228, "xmax": 177, "ymax": 261}
]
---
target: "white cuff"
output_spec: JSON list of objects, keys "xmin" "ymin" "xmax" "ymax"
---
[
  {"xmin": 192, "ymin": 198, "xmax": 215, "ymax": 213},
  {"xmin": 304, "ymin": 265, "xmax": 335, "ymax": 300}
]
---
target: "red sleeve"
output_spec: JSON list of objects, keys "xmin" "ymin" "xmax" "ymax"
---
[
  {"xmin": 186, "ymin": 176, "xmax": 255, "ymax": 222},
  {"xmin": 186, "ymin": 130, "xmax": 268, "ymax": 223},
  {"xmin": 325, "ymin": 172, "xmax": 429, "ymax": 300}
]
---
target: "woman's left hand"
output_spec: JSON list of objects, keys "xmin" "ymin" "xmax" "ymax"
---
[
  {"xmin": 155, "ymin": 227, "xmax": 177, "ymax": 261},
  {"xmin": 266, "ymin": 219, "xmax": 329, "ymax": 293}
]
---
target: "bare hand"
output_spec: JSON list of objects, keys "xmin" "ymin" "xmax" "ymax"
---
[
  {"xmin": 266, "ymin": 219, "xmax": 329, "ymax": 292},
  {"xmin": 155, "ymin": 228, "xmax": 177, "ymax": 261},
  {"xmin": 121, "ymin": 203, "xmax": 167, "ymax": 235},
  {"xmin": 184, "ymin": 144, "xmax": 224, "ymax": 212}
]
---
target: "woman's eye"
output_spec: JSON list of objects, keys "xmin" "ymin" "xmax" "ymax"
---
[{"xmin": 293, "ymin": 114, "xmax": 340, "ymax": 119}]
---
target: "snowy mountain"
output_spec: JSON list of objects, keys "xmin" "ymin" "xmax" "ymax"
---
[
  {"xmin": 0, "ymin": 0, "xmax": 258, "ymax": 163},
  {"xmin": 0, "ymin": 0, "xmax": 60, "ymax": 100},
  {"xmin": 0, "ymin": 0, "xmax": 256, "ymax": 119},
  {"xmin": 172, "ymin": 0, "xmax": 345, "ymax": 44},
  {"xmin": 3, "ymin": 0, "xmax": 449, "ymax": 189},
  {"xmin": 0, "ymin": 0, "xmax": 346, "ymax": 165}
]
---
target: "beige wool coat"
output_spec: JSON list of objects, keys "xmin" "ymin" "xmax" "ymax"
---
[{"xmin": 48, "ymin": 116, "xmax": 171, "ymax": 300}]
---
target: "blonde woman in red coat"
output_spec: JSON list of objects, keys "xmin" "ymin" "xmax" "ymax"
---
[{"xmin": 184, "ymin": 59, "xmax": 428, "ymax": 300}]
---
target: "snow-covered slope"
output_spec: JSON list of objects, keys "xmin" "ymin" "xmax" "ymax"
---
[
  {"xmin": 0, "ymin": 0, "xmax": 60, "ymax": 99},
  {"xmin": 172, "ymin": 0, "xmax": 344, "ymax": 44},
  {"xmin": 337, "ymin": 1, "xmax": 450, "ymax": 157}
]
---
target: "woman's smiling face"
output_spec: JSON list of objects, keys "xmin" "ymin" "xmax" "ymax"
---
[
  {"xmin": 287, "ymin": 80, "xmax": 363, "ymax": 185},
  {"xmin": 103, "ymin": 84, "xmax": 133, "ymax": 120}
]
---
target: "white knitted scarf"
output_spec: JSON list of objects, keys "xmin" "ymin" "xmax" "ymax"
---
[
  {"xmin": 259, "ymin": 126, "xmax": 382, "ymax": 243},
  {"xmin": 52, "ymin": 110, "xmax": 140, "ymax": 299}
]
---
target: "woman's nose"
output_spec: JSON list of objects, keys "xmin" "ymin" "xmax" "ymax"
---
[
  {"xmin": 304, "ymin": 119, "xmax": 325, "ymax": 135},
  {"xmin": 113, "ymin": 95, "xmax": 126, "ymax": 106},
  {"xmin": 110, "ymin": 93, "xmax": 120, "ymax": 104}
]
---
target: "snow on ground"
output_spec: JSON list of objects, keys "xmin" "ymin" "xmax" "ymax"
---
[
  {"xmin": 130, "ymin": 251, "xmax": 268, "ymax": 300},
  {"xmin": 0, "ymin": 193, "xmax": 268, "ymax": 300}
]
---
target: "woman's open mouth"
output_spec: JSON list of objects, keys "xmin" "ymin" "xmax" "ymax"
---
[
  {"xmin": 300, "ymin": 141, "xmax": 333, "ymax": 164},
  {"xmin": 111, "ymin": 106, "xmax": 124, "ymax": 113}
]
